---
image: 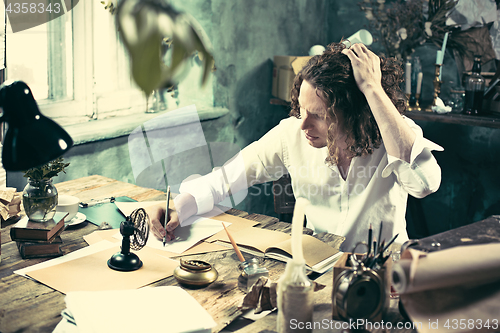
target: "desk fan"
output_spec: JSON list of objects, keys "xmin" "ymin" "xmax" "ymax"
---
[{"xmin": 108, "ymin": 208, "xmax": 149, "ymax": 271}]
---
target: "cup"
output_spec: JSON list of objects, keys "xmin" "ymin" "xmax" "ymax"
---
[{"xmin": 56, "ymin": 195, "xmax": 80, "ymax": 221}]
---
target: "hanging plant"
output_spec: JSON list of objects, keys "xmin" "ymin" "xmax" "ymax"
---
[{"xmin": 114, "ymin": 0, "xmax": 214, "ymax": 97}]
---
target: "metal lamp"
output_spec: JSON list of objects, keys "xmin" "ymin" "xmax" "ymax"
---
[{"xmin": 0, "ymin": 80, "xmax": 73, "ymax": 171}]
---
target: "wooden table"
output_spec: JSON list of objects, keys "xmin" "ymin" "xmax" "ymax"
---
[{"xmin": 0, "ymin": 175, "xmax": 410, "ymax": 333}]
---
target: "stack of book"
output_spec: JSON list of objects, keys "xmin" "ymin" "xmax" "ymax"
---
[{"xmin": 10, "ymin": 212, "xmax": 68, "ymax": 259}]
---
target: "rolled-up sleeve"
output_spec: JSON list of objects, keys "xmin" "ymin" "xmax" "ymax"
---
[{"xmin": 381, "ymin": 117, "xmax": 443, "ymax": 198}]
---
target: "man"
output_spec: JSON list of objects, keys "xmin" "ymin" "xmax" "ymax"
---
[{"xmin": 146, "ymin": 42, "xmax": 442, "ymax": 251}]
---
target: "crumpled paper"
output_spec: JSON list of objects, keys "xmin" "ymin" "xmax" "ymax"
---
[
  {"xmin": 240, "ymin": 277, "xmax": 326, "ymax": 314},
  {"xmin": 446, "ymin": 0, "xmax": 500, "ymax": 62},
  {"xmin": 447, "ymin": 0, "xmax": 497, "ymax": 31},
  {"xmin": 0, "ymin": 188, "xmax": 21, "ymax": 221},
  {"xmin": 432, "ymin": 97, "xmax": 452, "ymax": 114},
  {"xmin": 490, "ymin": 9, "xmax": 500, "ymax": 59}
]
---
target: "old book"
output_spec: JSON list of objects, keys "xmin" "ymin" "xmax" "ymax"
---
[
  {"xmin": 10, "ymin": 212, "xmax": 69, "ymax": 242},
  {"xmin": 219, "ymin": 227, "xmax": 342, "ymax": 274},
  {"xmin": 16, "ymin": 236, "xmax": 63, "ymax": 259}
]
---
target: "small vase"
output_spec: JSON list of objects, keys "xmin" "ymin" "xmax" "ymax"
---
[{"xmin": 22, "ymin": 178, "xmax": 58, "ymax": 222}]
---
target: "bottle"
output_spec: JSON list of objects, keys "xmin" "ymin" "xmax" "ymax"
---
[
  {"xmin": 411, "ymin": 56, "xmax": 422, "ymax": 105},
  {"xmin": 277, "ymin": 197, "xmax": 314, "ymax": 333},
  {"xmin": 277, "ymin": 260, "xmax": 314, "ymax": 333},
  {"xmin": 464, "ymin": 55, "xmax": 485, "ymax": 115}
]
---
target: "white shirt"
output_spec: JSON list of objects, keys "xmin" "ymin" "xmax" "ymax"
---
[{"xmin": 174, "ymin": 116, "xmax": 443, "ymax": 251}]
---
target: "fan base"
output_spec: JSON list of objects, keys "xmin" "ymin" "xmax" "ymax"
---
[{"xmin": 108, "ymin": 252, "xmax": 143, "ymax": 271}]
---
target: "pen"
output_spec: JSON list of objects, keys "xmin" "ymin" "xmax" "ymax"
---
[
  {"xmin": 376, "ymin": 221, "xmax": 383, "ymax": 254},
  {"xmin": 369, "ymin": 233, "xmax": 399, "ymax": 268},
  {"xmin": 378, "ymin": 240, "xmax": 385, "ymax": 255},
  {"xmin": 380, "ymin": 233, "xmax": 399, "ymax": 255},
  {"xmin": 79, "ymin": 197, "xmax": 115, "ymax": 208},
  {"xmin": 222, "ymin": 222, "xmax": 245, "ymax": 262},
  {"xmin": 163, "ymin": 186, "xmax": 170, "ymax": 246},
  {"xmin": 367, "ymin": 223, "xmax": 372, "ymax": 257}
]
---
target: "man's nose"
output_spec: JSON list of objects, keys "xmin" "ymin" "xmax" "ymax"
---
[{"xmin": 300, "ymin": 113, "xmax": 312, "ymax": 130}]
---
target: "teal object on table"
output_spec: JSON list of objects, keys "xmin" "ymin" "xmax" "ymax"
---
[{"xmin": 79, "ymin": 196, "xmax": 137, "ymax": 229}]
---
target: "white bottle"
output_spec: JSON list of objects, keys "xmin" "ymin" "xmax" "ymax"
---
[{"xmin": 276, "ymin": 198, "xmax": 314, "ymax": 333}]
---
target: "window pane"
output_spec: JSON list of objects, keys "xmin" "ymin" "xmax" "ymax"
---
[
  {"xmin": 6, "ymin": 13, "xmax": 73, "ymax": 102},
  {"xmin": 6, "ymin": 24, "xmax": 48, "ymax": 99}
]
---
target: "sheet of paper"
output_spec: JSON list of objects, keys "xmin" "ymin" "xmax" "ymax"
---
[
  {"xmin": 219, "ymin": 227, "xmax": 291, "ymax": 253},
  {"xmin": 115, "ymin": 201, "xmax": 258, "ymax": 243},
  {"xmin": 24, "ymin": 243, "xmax": 179, "ymax": 294},
  {"xmin": 85, "ymin": 229, "xmax": 229, "ymax": 257},
  {"xmin": 14, "ymin": 240, "xmax": 117, "ymax": 278},
  {"xmin": 203, "ymin": 213, "xmax": 260, "ymax": 243},
  {"xmin": 83, "ymin": 229, "xmax": 120, "ymax": 245},
  {"xmin": 114, "ymin": 201, "xmax": 162, "ymax": 217},
  {"xmin": 63, "ymin": 286, "xmax": 216, "ymax": 333},
  {"xmin": 113, "ymin": 216, "xmax": 230, "ymax": 254}
]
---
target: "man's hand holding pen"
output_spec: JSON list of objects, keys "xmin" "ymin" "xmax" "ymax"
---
[{"xmin": 144, "ymin": 200, "xmax": 179, "ymax": 242}]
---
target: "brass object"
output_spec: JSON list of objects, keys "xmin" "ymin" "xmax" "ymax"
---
[
  {"xmin": 407, "ymin": 93, "xmax": 422, "ymax": 111},
  {"xmin": 174, "ymin": 259, "xmax": 218, "ymax": 287},
  {"xmin": 414, "ymin": 93, "xmax": 422, "ymax": 111},
  {"xmin": 425, "ymin": 64, "xmax": 442, "ymax": 112}
]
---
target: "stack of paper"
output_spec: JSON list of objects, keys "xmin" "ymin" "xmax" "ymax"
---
[{"xmin": 53, "ymin": 286, "xmax": 216, "ymax": 333}]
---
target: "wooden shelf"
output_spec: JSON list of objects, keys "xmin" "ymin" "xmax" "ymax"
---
[
  {"xmin": 405, "ymin": 111, "xmax": 500, "ymax": 129},
  {"xmin": 271, "ymin": 98, "xmax": 500, "ymax": 129}
]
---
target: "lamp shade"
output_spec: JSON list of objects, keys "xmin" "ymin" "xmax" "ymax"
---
[{"xmin": 0, "ymin": 80, "xmax": 73, "ymax": 171}]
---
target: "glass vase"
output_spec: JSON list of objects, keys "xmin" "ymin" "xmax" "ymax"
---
[{"xmin": 22, "ymin": 178, "xmax": 58, "ymax": 222}]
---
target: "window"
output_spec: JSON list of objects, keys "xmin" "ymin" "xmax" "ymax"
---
[
  {"xmin": 5, "ymin": 1, "xmax": 214, "ymax": 130},
  {"xmin": 6, "ymin": 11, "xmax": 73, "ymax": 101},
  {"xmin": 6, "ymin": 1, "xmax": 148, "ymax": 126}
]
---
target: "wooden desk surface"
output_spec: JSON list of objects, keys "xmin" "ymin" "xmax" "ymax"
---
[{"xmin": 0, "ymin": 175, "xmax": 409, "ymax": 333}]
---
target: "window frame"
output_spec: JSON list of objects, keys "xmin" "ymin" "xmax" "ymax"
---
[{"xmin": 37, "ymin": 0, "xmax": 94, "ymax": 123}]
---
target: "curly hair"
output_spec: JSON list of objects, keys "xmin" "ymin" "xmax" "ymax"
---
[{"xmin": 290, "ymin": 42, "xmax": 405, "ymax": 166}]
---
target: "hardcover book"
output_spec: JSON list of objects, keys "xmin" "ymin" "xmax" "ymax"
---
[
  {"xmin": 10, "ymin": 212, "xmax": 69, "ymax": 242},
  {"xmin": 16, "ymin": 236, "xmax": 63, "ymax": 259},
  {"xmin": 219, "ymin": 227, "xmax": 342, "ymax": 273}
]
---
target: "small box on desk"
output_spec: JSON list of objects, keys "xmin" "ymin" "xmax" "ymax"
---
[
  {"xmin": 332, "ymin": 252, "xmax": 392, "ymax": 322},
  {"xmin": 272, "ymin": 55, "xmax": 311, "ymax": 102}
]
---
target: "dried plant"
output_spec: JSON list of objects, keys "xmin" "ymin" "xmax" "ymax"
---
[
  {"xmin": 23, "ymin": 157, "xmax": 70, "ymax": 181},
  {"xmin": 359, "ymin": 0, "xmax": 464, "ymax": 60}
]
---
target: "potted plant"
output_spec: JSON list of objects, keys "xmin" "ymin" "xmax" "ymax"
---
[{"xmin": 22, "ymin": 157, "xmax": 70, "ymax": 222}]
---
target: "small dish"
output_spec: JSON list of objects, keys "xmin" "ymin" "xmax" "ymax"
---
[{"xmin": 65, "ymin": 212, "xmax": 87, "ymax": 227}]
